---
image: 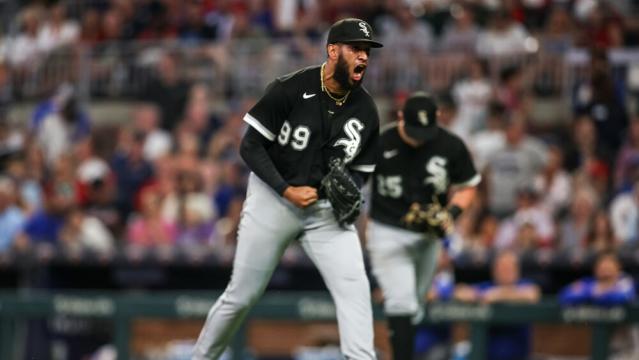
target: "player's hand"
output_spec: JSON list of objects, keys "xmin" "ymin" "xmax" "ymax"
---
[
  {"xmin": 283, "ymin": 186, "xmax": 318, "ymax": 208},
  {"xmin": 402, "ymin": 199, "xmax": 454, "ymax": 237}
]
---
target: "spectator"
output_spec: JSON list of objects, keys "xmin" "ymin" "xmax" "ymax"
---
[
  {"xmin": 471, "ymin": 102, "xmax": 507, "ymax": 171},
  {"xmin": 171, "ymin": 129, "xmax": 201, "ymax": 174},
  {"xmin": 161, "ymin": 170, "xmax": 215, "ymax": 247},
  {"xmin": 584, "ymin": 210, "xmax": 619, "ymax": 253},
  {"xmin": 495, "ymin": 65, "xmax": 530, "ymax": 116},
  {"xmin": 517, "ymin": 0, "xmax": 550, "ymax": 30},
  {"xmin": 533, "ymin": 144, "xmax": 571, "ymax": 216},
  {"xmin": 451, "ymin": 57, "xmax": 493, "ymax": 136},
  {"xmin": 615, "ymin": 113, "xmax": 639, "ymax": 192},
  {"xmin": 72, "ymin": 137, "xmax": 120, "ymax": 235},
  {"xmin": 454, "ymin": 251, "xmax": 540, "ymax": 360},
  {"xmin": 574, "ymin": 2, "xmax": 625, "ymax": 49},
  {"xmin": 110, "ymin": 130, "xmax": 154, "ymax": 223},
  {"xmin": 495, "ymin": 187, "xmax": 555, "ymax": 252},
  {"xmin": 126, "ymin": 188, "xmax": 176, "ymax": 248},
  {"xmin": 136, "ymin": 0, "xmax": 178, "ymax": 40},
  {"xmin": 438, "ymin": 4, "xmax": 480, "ymax": 54},
  {"xmin": 132, "ymin": 104, "xmax": 172, "ymax": 162},
  {"xmin": 610, "ymin": 182, "xmax": 639, "ymax": 248},
  {"xmin": 37, "ymin": 2, "xmax": 80, "ymax": 53},
  {"xmin": 559, "ymin": 186, "xmax": 599, "ymax": 253},
  {"xmin": 141, "ymin": 52, "xmax": 190, "ymax": 131},
  {"xmin": 563, "ymin": 116, "xmax": 612, "ymax": 197},
  {"xmin": 539, "ymin": 6, "xmax": 574, "ymax": 54},
  {"xmin": 178, "ymin": 87, "xmax": 219, "ymax": 156},
  {"xmin": 0, "ymin": 177, "xmax": 26, "ymax": 253},
  {"xmin": 4, "ymin": 6, "xmax": 42, "ymax": 69},
  {"xmin": 273, "ymin": 0, "xmax": 318, "ymax": 36},
  {"xmin": 436, "ymin": 94, "xmax": 467, "ymax": 140},
  {"xmin": 59, "ymin": 207, "xmax": 114, "ymax": 256},
  {"xmin": 201, "ymin": 0, "xmax": 239, "ymax": 43},
  {"xmin": 560, "ymin": 252, "xmax": 635, "ymax": 306},
  {"xmin": 44, "ymin": 155, "xmax": 85, "ymax": 209},
  {"xmin": 5, "ymin": 145, "xmax": 45, "ymax": 214},
  {"xmin": 573, "ymin": 49, "xmax": 628, "ymax": 153},
  {"xmin": 458, "ymin": 212, "xmax": 500, "ymax": 261},
  {"xmin": 0, "ymin": 120, "xmax": 25, "ymax": 162},
  {"xmin": 475, "ymin": 10, "xmax": 529, "ymax": 57},
  {"xmin": 485, "ymin": 117, "xmax": 547, "ymax": 217},
  {"xmin": 74, "ymin": 138, "xmax": 110, "ymax": 194},
  {"xmin": 230, "ymin": 5, "xmax": 269, "ymax": 42},
  {"xmin": 31, "ymin": 86, "xmax": 91, "ymax": 167},
  {"xmin": 178, "ymin": 1, "xmax": 218, "ymax": 44},
  {"xmin": 378, "ymin": 2, "xmax": 434, "ymax": 91},
  {"xmin": 100, "ymin": 9, "xmax": 125, "ymax": 43},
  {"xmin": 79, "ymin": 8, "xmax": 103, "ymax": 45},
  {"xmin": 19, "ymin": 156, "xmax": 79, "ymax": 249}
]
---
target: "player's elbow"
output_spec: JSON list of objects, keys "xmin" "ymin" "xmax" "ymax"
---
[
  {"xmin": 239, "ymin": 133, "xmax": 261, "ymax": 164},
  {"xmin": 239, "ymin": 136, "xmax": 251, "ymax": 163}
]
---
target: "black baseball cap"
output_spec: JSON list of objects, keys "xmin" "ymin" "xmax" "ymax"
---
[
  {"xmin": 403, "ymin": 92, "xmax": 438, "ymax": 142},
  {"xmin": 327, "ymin": 18, "xmax": 383, "ymax": 48}
]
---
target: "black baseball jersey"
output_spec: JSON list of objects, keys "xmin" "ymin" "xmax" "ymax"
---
[
  {"xmin": 244, "ymin": 65, "xmax": 380, "ymax": 188},
  {"xmin": 370, "ymin": 123, "xmax": 480, "ymax": 229}
]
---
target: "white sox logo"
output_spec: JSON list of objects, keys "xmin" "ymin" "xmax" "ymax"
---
[
  {"xmin": 418, "ymin": 110, "xmax": 429, "ymax": 125},
  {"xmin": 358, "ymin": 22, "xmax": 370, "ymax": 37},
  {"xmin": 334, "ymin": 118, "xmax": 364, "ymax": 163},
  {"xmin": 424, "ymin": 156, "xmax": 448, "ymax": 194}
]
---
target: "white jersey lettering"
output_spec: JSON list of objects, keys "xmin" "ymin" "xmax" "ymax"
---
[{"xmin": 334, "ymin": 118, "xmax": 364, "ymax": 163}]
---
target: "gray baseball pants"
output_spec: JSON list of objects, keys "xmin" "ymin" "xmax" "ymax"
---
[{"xmin": 193, "ymin": 173, "xmax": 376, "ymax": 359}]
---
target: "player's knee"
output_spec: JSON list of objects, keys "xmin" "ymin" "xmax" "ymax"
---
[
  {"xmin": 384, "ymin": 297, "xmax": 419, "ymax": 316},
  {"xmin": 330, "ymin": 274, "xmax": 371, "ymax": 301},
  {"xmin": 225, "ymin": 286, "xmax": 263, "ymax": 310}
]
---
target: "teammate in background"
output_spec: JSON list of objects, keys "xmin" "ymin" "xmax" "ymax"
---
[
  {"xmin": 193, "ymin": 18, "xmax": 383, "ymax": 360},
  {"xmin": 560, "ymin": 251, "xmax": 636, "ymax": 306},
  {"xmin": 367, "ymin": 92, "xmax": 480, "ymax": 360},
  {"xmin": 454, "ymin": 251, "xmax": 540, "ymax": 360}
]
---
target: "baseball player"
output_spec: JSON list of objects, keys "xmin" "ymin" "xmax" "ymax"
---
[
  {"xmin": 193, "ymin": 18, "xmax": 383, "ymax": 360},
  {"xmin": 367, "ymin": 92, "xmax": 479, "ymax": 360}
]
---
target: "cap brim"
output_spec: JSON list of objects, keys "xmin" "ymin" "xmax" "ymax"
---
[
  {"xmin": 340, "ymin": 39, "xmax": 384, "ymax": 48},
  {"xmin": 405, "ymin": 124, "xmax": 438, "ymax": 142}
]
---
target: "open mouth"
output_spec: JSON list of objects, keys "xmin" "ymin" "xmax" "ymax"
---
[{"xmin": 353, "ymin": 64, "xmax": 367, "ymax": 81}]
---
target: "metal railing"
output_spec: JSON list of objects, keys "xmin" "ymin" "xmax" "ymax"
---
[
  {"xmin": 10, "ymin": 40, "xmax": 638, "ymax": 103},
  {"xmin": 0, "ymin": 291, "xmax": 636, "ymax": 360}
]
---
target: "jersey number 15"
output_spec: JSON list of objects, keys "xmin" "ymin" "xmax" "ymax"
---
[{"xmin": 377, "ymin": 175, "xmax": 402, "ymax": 198}]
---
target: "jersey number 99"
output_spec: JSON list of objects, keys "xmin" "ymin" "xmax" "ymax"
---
[
  {"xmin": 377, "ymin": 175, "xmax": 402, "ymax": 198},
  {"xmin": 278, "ymin": 121, "xmax": 310, "ymax": 150}
]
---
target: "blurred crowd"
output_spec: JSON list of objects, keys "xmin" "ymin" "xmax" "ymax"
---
[
  {"xmin": 1, "ymin": 2, "xmax": 639, "ymax": 359},
  {"xmin": 1, "ymin": 0, "xmax": 639, "ymax": 60},
  {"xmin": 0, "ymin": 1, "xmax": 638, "ymax": 272},
  {"xmin": 1, "ymin": 0, "xmax": 639, "ymax": 100},
  {"xmin": 0, "ymin": 79, "xmax": 250, "ymax": 264}
]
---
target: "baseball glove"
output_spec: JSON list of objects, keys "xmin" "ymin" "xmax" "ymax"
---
[
  {"xmin": 321, "ymin": 158, "xmax": 362, "ymax": 226},
  {"xmin": 402, "ymin": 196, "xmax": 454, "ymax": 237}
]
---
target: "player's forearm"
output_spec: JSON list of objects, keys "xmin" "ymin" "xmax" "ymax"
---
[
  {"xmin": 240, "ymin": 128, "xmax": 289, "ymax": 195},
  {"xmin": 499, "ymin": 286, "xmax": 541, "ymax": 303},
  {"xmin": 449, "ymin": 186, "xmax": 477, "ymax": 211}
]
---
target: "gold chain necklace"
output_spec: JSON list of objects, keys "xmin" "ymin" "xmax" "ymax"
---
[{"xmin": 321, "ymin": 62, "xmax": 350, "ymax": 106}]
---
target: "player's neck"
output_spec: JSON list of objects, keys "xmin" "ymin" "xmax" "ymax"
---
[
  {"xmin": 398, "ymin": 123, "xmax": 423, "ymax": 148},
  {"xmin": 322, "ymin": 62, "xmax": 348, "ymax": 95}
]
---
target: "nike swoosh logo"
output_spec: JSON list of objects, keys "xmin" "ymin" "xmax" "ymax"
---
[
  {"xmin": 383, "ymin": 149, "xmax": 399, "ymax": 159},
  {"xmin": 303, "ymin": 92, "xmax": 316, "ymax": 99}
]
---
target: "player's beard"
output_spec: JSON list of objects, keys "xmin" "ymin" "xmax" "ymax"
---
[{"xmin": 334, "ymin": 53, "xmax": 361, "ymax": 91}]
